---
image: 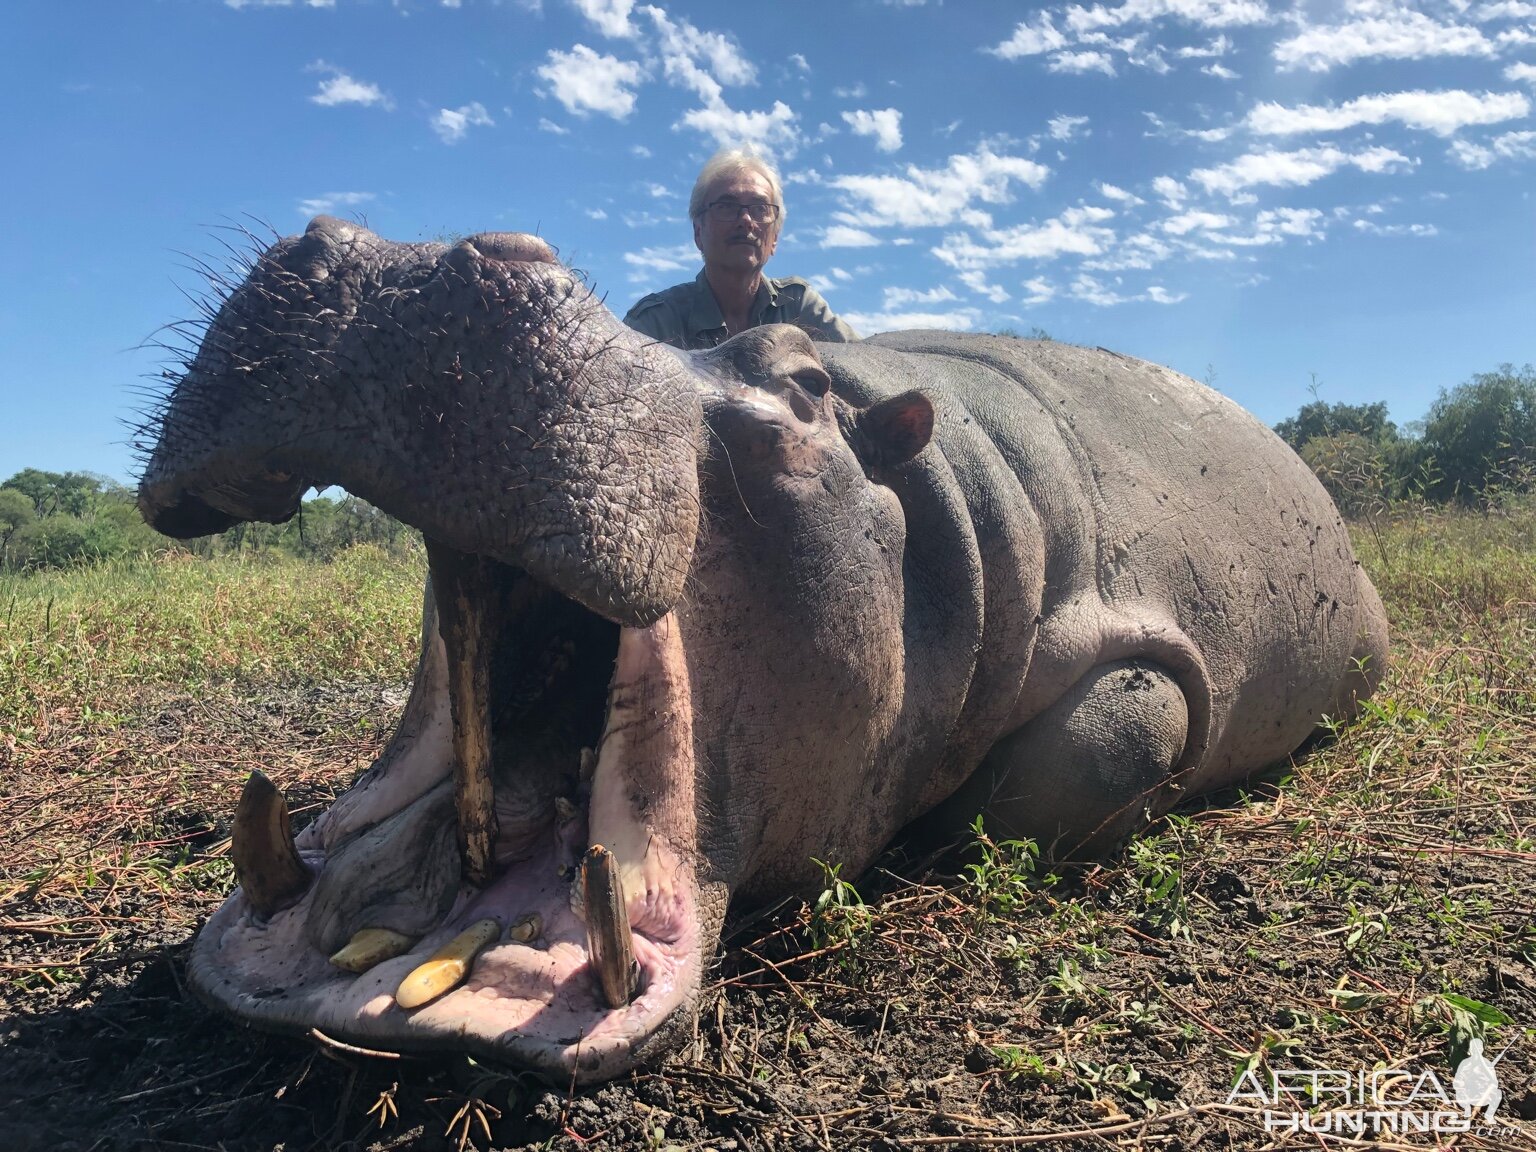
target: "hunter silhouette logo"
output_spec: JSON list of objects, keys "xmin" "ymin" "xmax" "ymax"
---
[{"xmin": 1453, "ymin": 1038, "xmax": 1503, "ymax": 1123}]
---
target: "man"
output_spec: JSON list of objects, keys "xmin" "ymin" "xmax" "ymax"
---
[{"xmin": 624, "ymin": 149, "xmax": 858, "ymax": 350}]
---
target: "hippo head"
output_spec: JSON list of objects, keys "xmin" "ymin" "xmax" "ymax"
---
[{"xmin": 139, "ymin": 217, "xmax": 933, "ymax": 1081}]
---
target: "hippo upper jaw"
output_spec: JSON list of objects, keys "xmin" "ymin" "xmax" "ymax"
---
[
  {"xmin": 188, "ymin": 555, "xmax": 726, "ymax": 1083},
  {"xmin": 138, "ymin": 215, "xmax": 703, "ymax": 628}
]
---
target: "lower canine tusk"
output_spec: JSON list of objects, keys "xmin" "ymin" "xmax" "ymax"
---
[
  {"xmin": 329, "ymin": 928, "xmax": 417, "ymax": 973},
  {"xmin": 231, "ymin": 770, "xmax": 312, "ymax": 917},
  {"xmin": 394, "ymin": 918, "xmax": 501, "ymax": 1010},
  {"xmin": 582, "ymin": 845, "xmax": 639, "ymax": 1008}
]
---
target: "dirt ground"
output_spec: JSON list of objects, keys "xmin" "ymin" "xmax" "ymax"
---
[{"xmin": 3, "ymin": 618, "xmax": 1535, "ymax": 1151}]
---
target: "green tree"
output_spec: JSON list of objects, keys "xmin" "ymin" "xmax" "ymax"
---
[
  {"xmin": 0, "ymin": 487, "xmax": 34, "ymax": 559},
  {"xmin": 1418, "ymin": 364, "xmax": 1536, "ymax": 503},
  {"xmin": 1, "ymin": 468, "xmax": 103, "ymax": 517},
  {"xmin": 1274, "ymin": 400, "xmax": 1397, "ymax": 452}
]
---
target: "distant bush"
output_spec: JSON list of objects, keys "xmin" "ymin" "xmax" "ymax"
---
[
  {"xmin": 1275, "ymin": 363, "xmax": 1536, "ymax": 512},
  {"xmin": 1, "ymin": 470, "xmax": 418, "ymax": 573}
]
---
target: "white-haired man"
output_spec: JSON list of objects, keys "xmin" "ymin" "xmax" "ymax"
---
[{"xmin": 624, "ymin": 149, "xmax": 858, "ymax": 350}]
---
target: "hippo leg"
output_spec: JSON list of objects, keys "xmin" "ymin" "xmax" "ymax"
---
[{"xmin": 964, "ymin": 660, "xmax": 1189, "ymax": 858}]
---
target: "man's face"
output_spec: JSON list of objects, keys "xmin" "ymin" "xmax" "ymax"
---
[{"xmin": 693, "ymin": 170, "xmax": 780, "ymax": 277}]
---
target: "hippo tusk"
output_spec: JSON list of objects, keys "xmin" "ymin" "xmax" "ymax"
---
[
  {"xmin": 425, "ymin": 541, "xmax": 500, "ymax": 889},
  {"xmin": 230, "ymin": 770, "xmax": 312, "ymax": 918},
  {"xmin": 581, "ymin": 844, "xmax": 639, "ymax": 1008},
  {"xmin": 329, "ymin": 927, "xmax": 418, "ymax": 973},
  {"xmin": 394, "ymin": 918, "xmax": 502, "ymax": 1010}
]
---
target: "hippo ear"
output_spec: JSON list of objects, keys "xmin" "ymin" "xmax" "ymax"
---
[{"xmin": 847, "ymin": 390, "xmax": 934, "ymax": 471}]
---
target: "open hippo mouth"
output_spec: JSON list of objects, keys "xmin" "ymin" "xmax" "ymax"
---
[
  {"xmin": 201, "ymin": 544, "xmax": 710, "ymax": 1081},
  {"xmin": 143, "ymin": 219, "xmax": 725, "ymax": 1080}
]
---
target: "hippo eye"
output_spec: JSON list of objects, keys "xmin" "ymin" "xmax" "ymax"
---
[{"xmin": 791, "ymin": 366, "xmax": 830, "ymax": 398}]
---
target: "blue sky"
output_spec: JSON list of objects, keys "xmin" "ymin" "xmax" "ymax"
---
[{"xmin": 4, "ymin": 0, "xmax": 1534, "ymax": 484}]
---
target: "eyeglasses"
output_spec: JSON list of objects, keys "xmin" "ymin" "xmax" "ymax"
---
[{"xmin": 703, "ymin": 199, "xmax": 780, "ymax": 224}]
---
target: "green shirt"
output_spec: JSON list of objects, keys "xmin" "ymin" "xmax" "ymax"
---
[{"xmin": 623, "ymin": 270, "xmax": 859, "ymax": 351}]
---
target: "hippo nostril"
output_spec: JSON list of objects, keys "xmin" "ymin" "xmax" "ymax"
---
[{"xmin": 459, "ymin": 232, "xmax": 558, "ymax": 265}]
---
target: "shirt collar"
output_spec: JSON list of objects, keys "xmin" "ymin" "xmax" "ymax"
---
[{"xmin": 689, "ymin": 269, "xmax": 779, "ymax": 340}]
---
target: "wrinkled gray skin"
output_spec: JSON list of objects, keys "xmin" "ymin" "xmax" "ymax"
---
[{"xmin": 139, "ymin": 217, "xmax": 1388, "ymax": 1083}]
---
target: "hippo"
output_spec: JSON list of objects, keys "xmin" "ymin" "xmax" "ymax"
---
[{"xmin": 137, "ymin": 216, "xmax": 1387, "ymax": 1083}]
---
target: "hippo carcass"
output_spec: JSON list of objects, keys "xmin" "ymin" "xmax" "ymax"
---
[{"xmin": 137, "ymin": 216, "xmax": 1387, "ymax": 1082}]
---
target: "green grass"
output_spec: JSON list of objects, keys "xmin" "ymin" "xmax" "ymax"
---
[
  {"xmin": 2, "ymin": 507, "xmax": 1533, "ymax": 1150},
  {"xmin": 1, "ymin": 545, "xmax": 426, "ymax": 746}
]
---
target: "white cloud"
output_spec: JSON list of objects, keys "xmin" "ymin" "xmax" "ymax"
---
[
  {"xmin": 308, "ymin": 66, "xmax": 389, "ymax": 108},
  {"xmin": 1048, "ymin": 114, "xmax": 1091, "ymax": 140},
  {"xmin": 1177, "ymin": 34, "xmax": 1232, "ymax": 57},
  {"xmin": 789, "ymin": 53, "xmax": 810, "ymax": 73},
  {"xmin": 1151, "ymin": 175, "xmax": 1187, "ymax": 206},
  {"xmin": 807, "ymin": 267, "xmax": 856, "ymax": 293},
  {"xmin": 1506, "ymin": 62, "xmax": 1536, "ymax": 84},
  {"xmin": 631, "ymin": 144, "xmax": 652, "ymax": 158},
  {"xmin": 1449, "ymin": 128, "xmax": 1536, "ymax": 167},
  {"xmin": 680, "ymin": 99, "xmax": 800, "ymax": 154},
  {"xmin": 643, "ymin": 5, "xmax": 755, "ymax": 102},
  {"xmin": 1098, "ymin": 182, "xmax": 1144, "ymax": 204},
  {"xmin": 842, "ymin": 108, "xmax": 904, "ymax": 152},
  {"xmin": 1190, "ymin": 145, "xmax": 1415, "ymax": 197},
  {"xmin": 1070, "ymin": 273, "xmax": 1185, "ymax": 306},
  {"xmin": 1353, "ymin": 218, "xmax": 1438, "ymax": 236},
  {"xmin": 1049, "ymin": 50, "xmax": 1117, "ymax": 75},
  {"xmin": 1246, "ymin": 90, "xmax": 1530, "ymax": 138},
  {"xmin": 537, "ymin": 45, "xmax": 644, "ymax": 119},
  {"xmin": 833, "ymin": 82, "xmax": 867, "ymax": 99},
  {"xmin": 821, "ymin": 225, "xmax": 883, "ymax": 248},
  {"xmin": 830, "ymin": 145, "xmax": 1051, "ymax": 230},
  {"xmin": 539, "ymin": 117, "xmax": 570, "ymax": 134},
  {"xmin": 585, "ymin": 207, "xmax": 608, "ymax": 220},
  {"xmin": 884, "ymin": 284, "xmax": 960, "ymax": 308},
  {"xmin": 933, "ymin": 205, "xmax": 1118, "ymax": 270},
  {"xmin": 623, "ymin": 242, "xmax": 697, "ymax": 280},
  {"xmin": 297, "ymin": 191, "xmax": 374, "ymax": 217},
  {"xmin": 957, "ymin": 271, "xmax": 1011, "ymax": 302},
  {"xmin": 1478, "ymin": 1, "xmax": 1536, "ymax": 16},
  {"xmin": 1161, "ymin": 210, "xmax": 1234, "ymax": 235},
  {"xmin": 570, "ymin": 0, "xmax": 637, "ymax": 38},
  {"xmin": 840, "ymin": 309, "xmax": 979, "ymax": 334},
  {"xmin": 1204, "ymin": 62, "xmax": 1240, "ymax": 79},
  {"xmin": 1063, "ymin": 0, "xmax": 1268, "ymax": 34},
  {"xmin": 1212, "ymin": 207, "xmax": 1328, "ymax": 247},
  {"xmin": 646, "ymin": 182, "xmax": 672, "ymax": 198},
  {"xmin": 227, "ymin": 0, "xmax": 334, "ymax": 7},
  {"xmin": 432, "ymin": 102, "xmax": 493, "ymax": 143},
  {"xmin": 1275, "ymin": 10, "xmax": 1494, "ymax": 72},
  {"xmin": 1021, "ymin": 277, "xmax": 1056, "ymax": 305},
  {"xmin": 990, "ymin": 14, "xmax": 1069, "ymax": 58}
]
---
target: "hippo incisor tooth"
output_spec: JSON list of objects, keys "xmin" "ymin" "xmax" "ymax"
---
[
  {"xmin": 328, "ymin": 928, "xmax": 418, "ymax": 974},
  {"xmin": 582, "ymin": 844, "xmax": 639, "ymax": 1008},
  {"xmin": 230, "ymin": 770, "xmax": 312, "ymax": 917},
  {"xmin": 394, "ymin": 918, "xmax": 501, "ymax": 1010},
  {"xmin": 509, "ymin": 914, "xmax": 542, "ymax": 944}
]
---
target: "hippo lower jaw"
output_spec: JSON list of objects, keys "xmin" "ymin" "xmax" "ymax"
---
[{"xmin": 188, "ymin": 548, "xmax": 719, "ymax": 1083}]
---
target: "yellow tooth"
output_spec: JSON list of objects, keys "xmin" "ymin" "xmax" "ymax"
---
[
  {"xmin": 582, "ymin": 844, "xmax": 639, "ymax": 1009},
  {"xmin": 509, "ymin": 914, "xmax": 542, "ymax": 943},
  {"xmin": 554, "ymin": 796, "xmax": 579, "ymax": 825},
  {"xmin": 393, "ymin": 918, "xmax": 501, "ymax": 1010},
  {"xmin": 329, "ymin": 928, "xmax": 418, "ymax": 974}
]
